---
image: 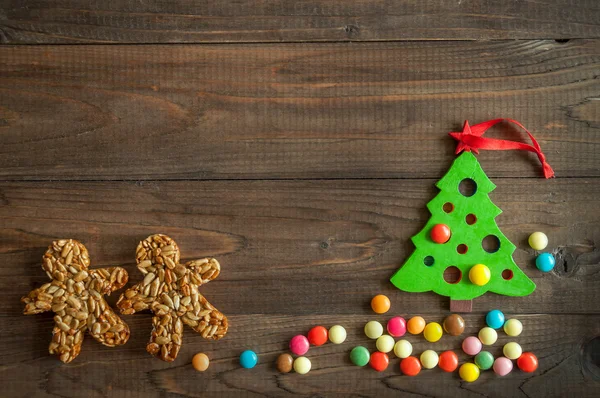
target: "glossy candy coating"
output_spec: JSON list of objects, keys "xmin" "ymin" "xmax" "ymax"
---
[
  {"xmin": 407, "ymin": 316, "xmax": 426, "ymax": 334},
  {"xmin": 289, "ymin": 335, "xmax": 310, "ymax": 356},
  {"xmin": 475, "ymin": 351, "xmax": 494, "ymax": 370},
  {"xmin": 493, "ymin": 357, "xmax": 513, "ymax": 376},
  {"xmin": 536, "ymin": 253, "xmax": 555, "ymax": 272},
  {"xmin": 503, "ymin": 342, "xmax": 522, "ymax": 360},
  {"xmin": 529, "ymin": 232, "xmax": 548, "ymax": 251},
  {"xmin": 486, "ymin": 310, "xmax": 505, "ymax": 329},
  {"xmin": 423, "ymin": 322, "xmax": 443, "ymax": 342},
  {"xmin": 307, "ymin": 326, "xmax": 328, "ymax": 346},
  {"xmin": 431, "ymin": 224, "xmax": 451, "ymax": 244},
  {"xmin": 420, "ymin": 350, "xmax": 439, "ymax": 369},
  {"xmin": 387, "ymin": 316, "xmax": 407, "ymax": 337},
  {"xmin": 276, "ymin": 353, "xmax": 293, "ymax": 373},
  {"xmin": 459, "ymin": 363, "xmax": 480, "ymax": 382},
  {"xmin": 240, "ymin": 350, "xmax": 258, "ymax": 369},
  {"xmin": 376, "ymin": 335, "xmax": 395, "ymax": 353},
  {"xmin": 192, "ymin": 353, "xmax": 210, "ymax": 372},
  {"xmin": 469, "ymin": 264, "xmax": 491, "ymax": 286},
  {"xmin": 443, "ymin": 314, "xmax": 465, "ymax": 336},
  {"xmin": 400, "ymin": 356, "xmax": 421, "ymax": 376},
  {"xmin": 394, "ymin": 340, "xmax": 413, "ymax": 359},
  {"xmin": 350, "ymin": 346, "xmax": 370, "ymax": 367},
  {"xmin": 517, "ymin": 352, "xmax": 538, "ymax": 373},
  {"xmin": 503, "ymin": 319, "xmax": 523, "ymax": 337},
  {"xmin": 364, "ymin": 321, "xmax": 384, "ymax": 339},
  {"xmin": 329, "ymin": 325, "xmax": 347, "ymax": 344},
  {"xmin": 293, "ymin": 356, "xmax": 311, "ymax": 374},
  {"xmin": 369, "ymin": 351, "xmax": 389, "ymax": 372},
  {"xmin": 371, "ymin": 294, "xmax": 391, "ymax": 314},
  {"xmin": 478, "ymin": 327, "xmax": 498, "ymax": 345},
  {"xmin": 462, "ymin": 336, "xmax": 482, "ymax": 356},
  {"xmin": 439, "ymin": 351, "xmax": 459, "ymax": 372}
]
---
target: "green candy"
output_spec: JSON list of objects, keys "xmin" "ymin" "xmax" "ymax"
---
[
  {"xmin": 350, "ymin": 346, "xmax": 370, "ymax": 367},
  {"xmin": 474, "ymin": 351, "xmax": 494, "ymax": 370}
]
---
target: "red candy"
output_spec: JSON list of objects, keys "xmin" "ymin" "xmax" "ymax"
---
[
  {"xmin": 369, "ymin": 352, "xmax": 389, "ymax": 372},
  {"xmin": 517, "ymin": 352, "xmax": 538, "ymax": 373},
  {"xmin": 430, "ymin": 224, "xmax": 451, "ymax": 244},
  {"xmin": 307, "ymin": 326, "xmax": 328, "ymax": 346},
  {"xmin": 438, "ymin": 350, "xmax": 459, "ymax": 372},
  {"xmin": 400, "ymin": 356, "xmax": 421, "ymax": 376}
]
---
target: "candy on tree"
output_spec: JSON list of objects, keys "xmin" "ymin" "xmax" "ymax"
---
[{"xmin": 390, "ymin": 119, "xmax": 554, "ymax": 312}]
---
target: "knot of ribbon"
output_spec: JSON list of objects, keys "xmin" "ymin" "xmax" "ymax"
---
[{"xmin": 449, "ymin": 119, "xmax": 554, "ymax": 179}]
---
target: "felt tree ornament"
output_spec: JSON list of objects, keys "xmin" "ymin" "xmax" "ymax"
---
[{"xmin": 390, "ymin": 119, "xmax": 554, "ymax": 312}]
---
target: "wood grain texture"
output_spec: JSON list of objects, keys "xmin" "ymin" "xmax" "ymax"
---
[
  {"xmin": 1, "ymin": 0, "xmax": 600, "ymax": 43},
  {"xmin": 1, "ymin": 40, "xmax": 600, "ymax": 181}
]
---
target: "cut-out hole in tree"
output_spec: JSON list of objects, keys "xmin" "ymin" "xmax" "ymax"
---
[{"xmin": 390, "ymin": 152, "xmax": 536, "ymax": 306}]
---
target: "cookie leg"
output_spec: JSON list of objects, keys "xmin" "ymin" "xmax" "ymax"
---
[
  {"xmin": 49, "ymin": 320, "xmax": 86, "ymax": 363},
  {"xmin": 188, "ymin": 294, "xmax": 228, "ymax": 340},
  {"xmin": 147, "ymin": 313, "xmax": 182, "ymax": 362},
  {"xmin": 88, "ymin": 301, "xmax": 130, "ymax": 347}
]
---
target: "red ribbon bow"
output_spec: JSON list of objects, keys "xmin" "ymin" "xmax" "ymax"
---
[{"xmin": 449, "ymin": 119, "xmax": 554, "ymax": 179}]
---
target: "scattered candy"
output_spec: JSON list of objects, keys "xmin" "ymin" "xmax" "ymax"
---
[
  {"xmin": 240, "ymin": 350, "xmax": 258, "ymax": 369},
  {"xmin": 438, "ymin": 350, "xmax": 459, "ymax": 372},
  {"xmin": 394, "ymin": 340, "xmax": 413, "ymax": 359},
  {"xmin": 459, "ymin": 363, "xmax": 480, "ymax": 382},
  {"xmin": 376, "ymin": 335, "xmax": 395, "ymax": 353},
  {"xmin": 462, "ymin": 336, "xmax": 482, "ymax": 356},
  {"xmin": 407, "ymin": 316, "xmax": 426, "ymax": 335},
  {"xmin": 517, "ymin": 352, "xmax": 539, "ymax": 373},
  {"xmin": 504, "ymin": 319, "xmax": 523, "ymax": 337},
  {"xmin": 478, "ymin": 327, "xmax": 498, "ymax": 345},
  {"xmin": 423, "ymin": 322, "xmax": 443, "ymax": 342},
  {"xmin": 293, "ymin": 356, "xmax": 311, "ymax": 374},
  {"xmin": 329, "ymin": 325, "xmax": 347, "ymax": 344},
  {"xmin": 420, "ymin": 350, "xmax": 439, "ymax": 369},
  {"xmin": 536, "ymin": 252, "xmax": 555, "ymax": 272},
  {"xmin": 371, "ymin": 294, "xmax": 391, "ymax": 314},
  {"xmin": 474, "ymin": 351, "xmax": 494, "ymax": 370},
  {"xmin": 364, "ymin": 321, "xmax": 384, "ymax": 339},
  {"xmin": 276, "ymin": 353, "xmax": 293, "ymax": 373},
  {"xmin": 431, "ymin": 224, "xmax": 451, "ymax": 244},
  {"xmin": 493, "ymin": 357, "xmax": 513, "ymax": 376},
  {"xmin": 192, "ymin": 353, "xmax": 210, "ymax": 372},
  {"xmin": 528, "ymin": 232, "xmax": 548, "ymax": 251},
  {"xmin": 400, "ymin": 356, "xmax": 421, "ymax": 376},
  {"xmin": 486, "ymin": 309, "xmax": 505, "ymax": 329},
  {"xmin": 307, "ymin": 326, "xmax": 328, "ymax": 346},
  {"xmin": 369, "ymin": 351, "xmax": 389, "ymax": 372},
  {"xmin": 469, "ymin": 264, "xmax": 491, "ymax": 286},
  {"xmin": 503, "ymin": 342, "xmax": 522, "ymax": 360},
  {"xmin": 443, "ymin": 314, "xmax": 465, "ymax": 336},
  {"xmin": 289, "ymin": 335, "xmax": 310, "ymax": 356},
  {"xmin": 350, "ymin": 346, "xmax": 370, "ymax": 367},
  {"xmin": 387, "ymin": 316, "xmax": 407, "ymax": 337}
]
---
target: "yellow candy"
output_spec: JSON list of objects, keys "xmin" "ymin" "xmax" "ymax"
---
[
  {"xmin": 364, "ymin": 321, "xmax": 384, "ymax": 339},
  {"xmin": 394, "ymin": 339, "xmax": 412, "ymax": 358},
  {"xmin": 293, "ymin": 356, "xmax": 311, "ymax": 374},
  {"xmin": 504, "ymin": 319, "xmax": 523, "ymax": 337},
  {"xmin": 423, "ymin": 322, "xmax": 443, "ymax": 342},
  {"xmin": 528, "ymin": 232, "xmax": 548, "ymax": 251},
  {"xmin": 503, "ymin": 342, "xmax": 522, "ymax": 360},
  {"xmin": 420, "ymin": 350, "xmax": 439, "ymax": 369},
  {"xmin": 376, "ymin": 335, "xmax": 395, "ymax": 353},
  {"xmin": 478, "ymin": 327, "xmax": 498, "ymax": 345},
  {"xmin": 469, "ymin": 264, "xmax": 491, "ymax": 286},
  {"xmin": 459, "ymin": 363, "xmax": 480, "ymax": 382}
]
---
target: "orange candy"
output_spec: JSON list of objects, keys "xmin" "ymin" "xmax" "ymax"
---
[
  {"xmin": 407, "ymin": 316, "xmax": 426, "ymax": 334},
  {"xmin": 438, "ymin": 350, "xmax": 459, "ymax": 372},
  {"xmin": 371, "ymin": 295, "xmax": 391, "ymax": 314},
  {"xmin": 307, "ymin": 326, "xmax": 328, "ymax": 346},
  {"xmin": 369, "ymin": 351, "xmax": 389, "ymax": 372},
  {"xmin": 192, "ymin": 353, "xmax": 210, "ymax": 372},
  {"xmin": 400, "ymin": 356, "xmax": 421, "ymax": 376}
]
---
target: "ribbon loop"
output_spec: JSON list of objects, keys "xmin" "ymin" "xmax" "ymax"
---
[{"xmin": 449, "ymin": 119, "xmax": 555, "ymax": 178}]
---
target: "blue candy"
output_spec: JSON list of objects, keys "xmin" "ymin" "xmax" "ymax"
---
[
  {"xmin": 240, "ymin": 350, "xmax": 258, "ymax": 369},
  {"xmin": 485, "ymin": 309, "xmax": 505, "ymax": 329},
  {"xmin": 536, "ymin": 252, "xmax": 555, "ymax": 272}
]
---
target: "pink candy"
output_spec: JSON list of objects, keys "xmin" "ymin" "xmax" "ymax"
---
[
  {"xmin": 289, "ymin": 335, "xmax": 310, "ymax": 356},
  {"xmin": 493, "ymin": 357, "xmax": 513, "ymax": 376},
  {"xmin": 387, "ymin": 317, "xmax": 407, "ymax": 337},
  {"xmin": 462, "ymin": 336, "xmax": 482, "ymax": 356}
]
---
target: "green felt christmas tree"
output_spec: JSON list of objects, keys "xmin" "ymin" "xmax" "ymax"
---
[{"xmin": 390, "ymin": 151, "xmax": 536, "ymax": 309}]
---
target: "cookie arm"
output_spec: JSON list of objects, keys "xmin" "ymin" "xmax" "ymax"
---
[
  {"xmin": 89, "ymin": 267, "xmax": 128, "ymax": 295},
  {"xmin": 21, "ymin": 285, "xmax": 53, "ymax": 314},
  {"xmin": 186, "ymin": 258, "xmax": 221, "ymax": 285}
]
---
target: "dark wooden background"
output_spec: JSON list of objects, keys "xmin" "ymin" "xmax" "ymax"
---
[{"xmin": 1, "ymin": 1, "xmax": 599, "ymax": 397}]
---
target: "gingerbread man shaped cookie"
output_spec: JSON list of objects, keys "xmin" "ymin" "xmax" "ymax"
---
[
  {"xmin": 117, "ymin": 234, "xmax": 228, "ymax": 362},
  {"xmin": 22, "ymin": 239, "xmax": 130, "ymax": 363}
]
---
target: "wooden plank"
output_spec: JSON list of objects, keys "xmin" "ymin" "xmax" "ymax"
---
[
  {"xmin": 1, "ymin": 313, "xmax": 598, "ymax": 396},
  {"xmin": 1, "ymin": 41, "xmax": 599, "ymax": 180},
  {"xmin": 2, "ymin": 179, "xmax": 598, "ymax": 315},
  {"xmin": 1, "ymin": 1, "xmax": 599, "ymax": 43}
]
